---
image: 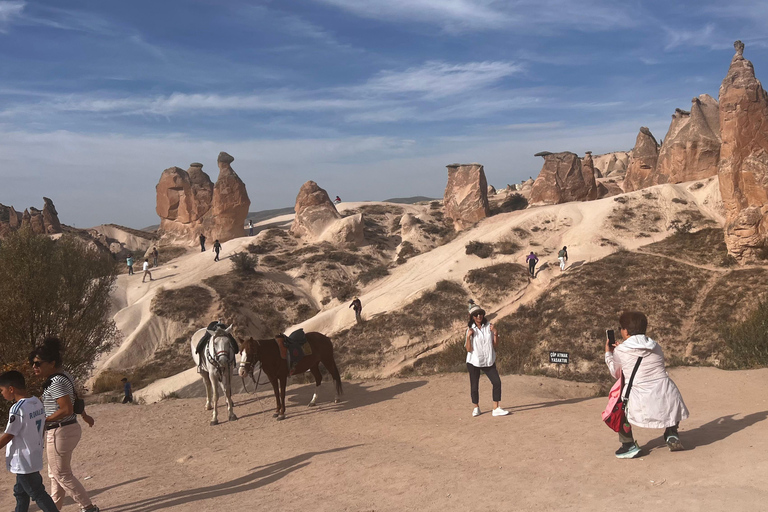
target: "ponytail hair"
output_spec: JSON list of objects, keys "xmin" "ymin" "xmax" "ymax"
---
[{"xmin": 28, "ymin": 337, "xmax": 64, "ymax": 367}]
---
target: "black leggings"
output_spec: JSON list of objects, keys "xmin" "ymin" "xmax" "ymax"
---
[
  {"xmin": 528, "ymin": 260, "xmax": 536, "ymax": 275},
  {"xmin": 467, "ymin": 362, "xmax": 501, "ymax": 404}
]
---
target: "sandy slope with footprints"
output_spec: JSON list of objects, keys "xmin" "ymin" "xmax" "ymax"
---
[{"xmin": 3, "ymin": 367, "xmax": 766, "ymax": 511}]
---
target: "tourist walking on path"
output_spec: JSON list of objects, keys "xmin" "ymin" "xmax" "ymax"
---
[
  {"xmin": 29, "ymin": 338, "xmax": 99, "ymax": 512},
  {"xmin": 199, "ymin": 233, "xmax": 206, "ymax": 252},
  {"xmin": 465, "ymin": 302, "xmax": 509, "ymax": 418},
  {"xmin": 213, "ymin": 240, "xmax": 222, "ymax": 262},
  {"xmin": 142, "ymin": 259, "xmax": 153, "ymax": 282},
  {"xmin": 152, "ymin": 247, "xmax": 159, "ymax": 268},
  {"xmin": 526, "ymin": 251, "xmax": 539, "ymax": 277},
  {"xmin": 126, "ymin": 256, "xmax": 134, "ymax": 275},
  {"xmin": 0, "ymin": 370, "xmax": 59, "ymax": 512},
  {"xmin": 121, "ymin": 378, "xmax": 132, "ymax": 404},
  {"xmin": 248, "ymin": 220, "xmax": 253, "ymax": 236},
  {"xmin": 605, "ymin": 311, "xmax": 689, "ymax": 459},
  {"xmin": 558, "ymin": 246, "xmax": 568, "ymax": 271},
  {"xmin": 349, "ymin": 297, "xmax": 363, "ymax": 324}
]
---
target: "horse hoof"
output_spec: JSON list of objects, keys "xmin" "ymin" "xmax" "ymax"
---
[
  {"xmin": 334, "ymin": 399, "xmax": 340, "ymax": 404},
  {"xmin": 307, "ymin": 402, "xmax": 316, "ymax": 407},
  {"xmin": 229, "ymin": 415, "xmax": 238, "ymax": 421},
  {"xmin": 210, "ymin": 420, "xmax": 218, "ymax": 426},
  {"xmin": 277, "ymin": 415, "xmax": 285, "ymax": 421},
  {"xmin": 205, "ymin": 405, "xmax": 213, "ymax": 411},
  {"xmin": 272, "ymin": 413, "xmax": 279, "ymax": 418}
]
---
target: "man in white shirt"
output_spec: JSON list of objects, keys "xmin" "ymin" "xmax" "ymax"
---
[
  {"xmin": 142, "ymin": 258, "xmax": 153, "ymax": 283},
  {"xmin": 0, "ymin": 370, "xmax": 58, "ymax": 512}
]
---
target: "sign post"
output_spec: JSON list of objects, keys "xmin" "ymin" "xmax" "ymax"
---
[{"xmin": 549, "ymin": 351, "xmax": 570, "ymax": 377}]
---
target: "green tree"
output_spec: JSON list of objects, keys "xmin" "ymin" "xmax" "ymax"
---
[{"xmin": 0, "ymin": 229, "xmax": 119, "ymax": 379}]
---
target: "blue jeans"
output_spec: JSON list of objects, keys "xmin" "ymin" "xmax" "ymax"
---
[{"xmin": 13, "ymin": 471, "xmax": 58, "ymax": 512}]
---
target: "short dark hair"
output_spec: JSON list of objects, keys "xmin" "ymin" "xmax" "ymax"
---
[
  {"xmin": 0, "ymin": 370, "xmax": 26, "ymax": 389},
  {"xmin": 28, "ymin": 337, "xmax": 64, "ymax": 367},
  {"xmin": 619, "ymin": 311, "xmax": 648, "ymax": 336},
  {"xmin": 467, "ymin": 313, "xmax": 488, "ymax": 328},
  {"xmin": 121, "ymin": 378, "xmax": 128, "ymax": 382}
]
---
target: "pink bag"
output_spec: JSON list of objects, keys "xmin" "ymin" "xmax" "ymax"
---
[{"xmin": 602, "ymin": 375, "xmax": 625, "ymax": 432}]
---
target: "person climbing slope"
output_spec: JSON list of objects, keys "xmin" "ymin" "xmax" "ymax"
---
[{"xmin": 526, "ymin": 251, "xmax": 539, "ymax": 278}]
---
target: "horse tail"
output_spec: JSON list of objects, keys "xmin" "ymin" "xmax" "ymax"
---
[{"xmin": 324, "ymin": 336, "xmax": 343, "ymax": 396}]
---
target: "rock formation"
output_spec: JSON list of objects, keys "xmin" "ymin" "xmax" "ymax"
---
[
  {"xmin": 530, "ymin": 152, "xmax": 597, "ymax": 204},
  {"xmin": 622, "ymin": 128, "xmax": 660, "ymax": 192},
  {"xmin": 443, "ymin": 164, "xmax": 490, "ymax": 230},
  {"xmin": 718, "ymin": 41, "xmax": 768, "ymax": 260},
  {"xmin": 580, "ymin": 152, "xmax": 599, "ymax": 200},
  {"xmin": 211, "ymin": 153, "xmax": 251, "ymax": 242},
  {"xmin": 656, "ymin": 95, "xmax": 721, "ymax": 184},
  {"xmin": 290, "ymin": 181, "xmax": 342, "ymax": 239},
  {"xmin": 593, "ymin": 151, "xmax": 630, "ymax": 178},
  {"xmin": 488, "ymin": 185, "xmax": 497, "ymax": 196},
  {"xmin": 0, "ymin": 198, "xmax": 62, "ymax": 237},
  {"xmin": 155, "ymin": 153, "xmax": 250, "ymax": 243}
]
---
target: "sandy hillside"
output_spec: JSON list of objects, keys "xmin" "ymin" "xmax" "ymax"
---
[
  {"xmin": 129, "ymin": 178, "xmax": 724, "ymax": 401},
  {"xmin": 4, "ymin": 367, "xmax": 766, "ymax": 511}
]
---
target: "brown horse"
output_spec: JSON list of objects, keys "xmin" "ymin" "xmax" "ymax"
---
[{"xmin": 238, "ymin": 332, "xmax": 343, "ymax": 420}]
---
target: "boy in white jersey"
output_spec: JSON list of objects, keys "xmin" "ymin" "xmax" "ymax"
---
[{"xmin": 0, "ymin": 371, "xmax": 58, "ymax": 512}]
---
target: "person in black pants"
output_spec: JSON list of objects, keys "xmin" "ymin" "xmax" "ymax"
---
[
  {"xmin": 213, "ymin": 240, "xmax": 222, "ymax": 261},
  {"xmin": 526, "ymin": 251, "xmax": 539, "ymax": 277},
  {"xmin": 199, "ymin": 233, "xmax": 206, "ymax": 252},
  {"xmin": 465, "ymin": 302, "xmax": 509, "ymax": 417}
]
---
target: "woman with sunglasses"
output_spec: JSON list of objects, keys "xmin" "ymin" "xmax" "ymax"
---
[
  {"xmin": 465, "ymin": 302, "xmax": 509, "ymax": 418},
  {"xmin": 29, "ymin": 338, "xmax": 99, "ymax": 512}
]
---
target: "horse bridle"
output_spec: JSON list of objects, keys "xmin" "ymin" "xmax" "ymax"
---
[{"xmin": 205, "ymin": 334, "xmax": 234, "ymax": 375}]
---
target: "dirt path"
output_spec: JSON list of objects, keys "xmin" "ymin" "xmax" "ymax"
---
[{"xmin": 4, "ymin": 368, "xmax": 766, "ymax": 512}]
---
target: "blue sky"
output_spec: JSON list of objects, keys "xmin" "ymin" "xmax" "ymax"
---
[{"xmin": 1, "ymin": 0, "xmax": 766, "ymax": 228}]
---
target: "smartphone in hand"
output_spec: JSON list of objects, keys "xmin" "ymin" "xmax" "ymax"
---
[{"xmin": 606, "ymin": 329, "xmax": 616, "ymax": 348}]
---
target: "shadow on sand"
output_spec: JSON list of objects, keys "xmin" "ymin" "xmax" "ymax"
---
[
  {"xmin": 509, "ymin": 396, "xmax": 594, "ymax": 412},
  {"xmin": 641, "ymin": 410, "xmax": 768, "ymax": 452},
  {"xmin": 59, "ymin": 477, "xmax": 149, "ymax": 508},
  {"xmin": 103, "ymin": 445, "xmax": 361, "ymax": 512},
  {"xmin": 234, "ymin": 379, "xmax": 428, "ymax": 421}
]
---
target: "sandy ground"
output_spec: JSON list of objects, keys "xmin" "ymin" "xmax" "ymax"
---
[{"xmin": 4, "ymin": 367, "xmax": 767, "ymax": 512}]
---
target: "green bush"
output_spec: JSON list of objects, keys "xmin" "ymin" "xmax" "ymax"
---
[
  {"xmin": 0, "ymin": 229, "xmax": 118, "ymax": 379},
  {"xmin": 230, "ymin": 252, "xmax": 257, "ymax": 273},
  {"xmin": 721, "ymin": 300, "xmax": 768, "ymax": 368},
  {"xmin": 465, "ymin": 241, "xmax": 494, "ymax": 258}
]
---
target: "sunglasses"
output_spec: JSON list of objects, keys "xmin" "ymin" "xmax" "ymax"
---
[
  {"xmin": 472, "ymin": 311, "xmax": 485, "ymax": 317},
  {"xmin": 31, "ymin": 360, "xmax": 46, "ymax": 367}
]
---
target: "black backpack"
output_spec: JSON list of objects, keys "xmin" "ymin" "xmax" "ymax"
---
[{"xmin": 45, "ymin": 373, "xmax": 86, "ymax": 414}]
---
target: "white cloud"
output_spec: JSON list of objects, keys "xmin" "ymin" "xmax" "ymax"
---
[
  {"xmin": 313, "ymin": 0, "xmax": 638, "ymax": 32},
  {"xmin": 360, "ymin": 61, "xmax": 523, "ymax": 98},
  {"xmin": 0, "ymin": 0, "xmax": 24, "ymax": 31},
  {"xmin": 315, "ymin": 0, "xmax": 510, "ymax": 30}
]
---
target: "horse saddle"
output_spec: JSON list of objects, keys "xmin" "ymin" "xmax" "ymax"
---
[{"xmin": 278, "ymin": 329, "xmax": 312, "ymax": 371}]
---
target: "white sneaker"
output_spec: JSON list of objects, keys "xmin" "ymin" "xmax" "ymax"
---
[
  {"xmin": 472, "ymin": 407, "xmax": 481, "ymax": 417},
  {"xmin": 492, "ymin": 407, "xmax": 510, "ymax": 417}
]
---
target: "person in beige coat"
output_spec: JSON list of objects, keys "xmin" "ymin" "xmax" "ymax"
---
[{"xmin": 605, "ymin": 311, "xmax": 689, "ymax": 459}]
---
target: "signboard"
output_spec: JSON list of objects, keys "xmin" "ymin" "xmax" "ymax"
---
[{"xmin": 549, "ymin": 351, "xmax": 569, "ymax": 364}]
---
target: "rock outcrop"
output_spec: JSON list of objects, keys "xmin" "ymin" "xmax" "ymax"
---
[
  {"xmin": 156, "ymin": 153, "xmax": 250, "ymax": 243},
  {"xmin": 290, "ymin": 181, "xmax": 342, "ymax": 239},
  {"xmin": 488, "ymin": 185, "xmax": 497, "ymax": 196},
  {"xmin": 623, "ymin": 128, "xmax": 660, "ymax": 192},
  {"xmin": 718, "ymin": 41, "xmax": 768, "ymax": 260},
  {"xmin": 593, "ymin": 151, "xmax": 630, "ymax": 178},
  {"xmin": 0, "ymin": 198, "xmax": 62, "ymax": 237},
  {"xmin": 530, "ymin": 152, "xmax": 597, "ymax": 204},
  {"xmin": 443, "ymin": 163, "xmax": 490, "ymax": 230},
  {"xmin": 656, "ymin": 95, "xmax": 721, "ymax": 184}
]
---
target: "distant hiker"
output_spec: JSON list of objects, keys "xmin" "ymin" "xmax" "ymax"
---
[
  {"xmin": 199, "ymin": 233, "xmax": 206, "ymax": 252},
  {"xmin": 334, "ymin": 196, "xmax": 341, "ymax": 204},
  {"xmin": 213, "ymin": 240, "xmax": 222, "ymax": 262},
  {"xmin": 0, "ymin": 370, "xmax": 59, "ymax": 512},
  {"xmin": 605, "ymin": 311, "xmax": 688, "ymax": 459},
  {"xmin": 152, "ymin": 247, "xmax": 159, "ymax": 268},
  {"xmin": 248, "ymin": 220, "xmax": 254, "ymax": 236},
  {"xmin": 349, "ymin": 297, "xmax": 362, "ymax": 324},
  {"xmin": 558, "ymin": 246, "xmax": 568, "ymax": 271},
  {"xmin": 142, "ymin": 259, "xmax": 153, "ymax": 282},
  {"xmin": 121, "ymin": 378, "xmax": 132, "ymax": 404},
  {"xmin": 126, "ymin": 256, "xmax": 134, "ymax": 275},
  {"xmin": 526, "ymin": 252, "xmax": 539, "ymax": 278},
  {"xmin": 465, "ymin": 301, "xmax": 508, "ymax": 418}
]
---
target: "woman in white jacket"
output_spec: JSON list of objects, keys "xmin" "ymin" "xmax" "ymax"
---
[{"xmin": 605, "ymin": 311, "xmax": 689, "ymax": 459}]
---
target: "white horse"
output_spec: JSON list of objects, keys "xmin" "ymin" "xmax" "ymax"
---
[{"xmin": 191, "ymin": 325, "xmax": 238, "ymax": 425}]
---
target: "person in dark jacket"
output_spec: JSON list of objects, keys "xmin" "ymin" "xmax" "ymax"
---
[
  {"xmin": 199, "ymin": 234, "xmax": 206, "ymax": 252},
  {"xmin": 213, "ymin": 240, "xmax": 222, "ymax": 262},
  {"xmin": 349, "ymin": 297, "xmax": 362, "ymax": 323}
]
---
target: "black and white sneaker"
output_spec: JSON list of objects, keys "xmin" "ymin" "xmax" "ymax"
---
[
  {"xmin": 615, "ymin": 442, "xmax": 641, "ymax": 459},
  {"xmin": 666, "ymin": 435, "xmax": 684, "ymax": 452}
]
